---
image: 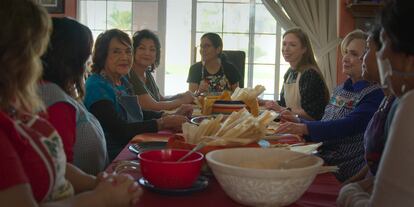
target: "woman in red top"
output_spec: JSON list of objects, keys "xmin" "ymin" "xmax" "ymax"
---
[{"xmin": 0, "ymin": 0, "xmax": 141, "ymax": 206}]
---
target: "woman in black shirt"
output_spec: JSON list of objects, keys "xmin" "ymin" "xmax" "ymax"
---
[
  {"xmin": 187, "ymin": 33, "xmax": 241, "ymax": 95},
  {"xmin": 265, "ymin": 28, "xmax": 329, "ymax": 120}
]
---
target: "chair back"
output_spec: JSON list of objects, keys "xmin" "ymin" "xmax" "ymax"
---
[{"xmin": 222, "ymin": 50, "xmax": 246, "ymax": 88}]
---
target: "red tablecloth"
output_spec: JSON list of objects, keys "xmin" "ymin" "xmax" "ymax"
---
[{"xmin": 107, "ymin": 135, "xmax": 341, "ymax": 207}]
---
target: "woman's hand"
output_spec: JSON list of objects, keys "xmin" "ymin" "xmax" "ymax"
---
[
  {"xmin": 96, "ymin": 171, "xmax": 114, "ymax": 187},
  {"xmin": 198, "ymin": 80, "xmax": 209, "ymax": 93},
  {"xmin": 337, "ymin": 177, "xmax": 373, "ymax": 207},
  {"xmin": 94, "ymin": 173, "xmax": 142, "ymax": 207},
  {"xmin": 342, "ymin": 165, "xmax": 369, "ymax": 186},
  {"xmin": 279, "ymin": 110, "xmax": 300, "ymax": 123},
  {"xmin": 160, "ymin": 115, "xmax": 188, "ymax": 132},
  {"xmin": 178, "ymin": 91, "xmax": 195, "ymax": 104},
  {"xmin": 356, "ymin": 176, "xmax": 374, "ymax": 194},
  {"xmin": 175, "ymin": 104, "xmax": 193, "ymax": 119},
  {"xmin": 264, "ymin": 100, "xmax": 283, "ymax": 112},
  {"xmin": 275, "ymin": 122, "xmax": 308, "ymax": 136}
]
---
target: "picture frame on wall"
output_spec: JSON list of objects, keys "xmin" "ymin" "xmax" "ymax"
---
[{"xmin": 38, "ymin": 0, "xmax": 65, "ymax": 14}]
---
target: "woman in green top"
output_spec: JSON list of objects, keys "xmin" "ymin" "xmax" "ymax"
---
[{"xmin": 128, "ymin": 29, "xmax": 194, "ymax": 111}]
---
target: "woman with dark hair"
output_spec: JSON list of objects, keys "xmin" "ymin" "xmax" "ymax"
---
[
  {"xmin": 84, "ymin": 29, "xmax": 187, "ymax": 160},
  {"xmin": 128, "ymin": 29, "xmax": 194, "ymax": 111},
  {"xmin": 187, "ymin": 32, "xmax": 241, "ymax": 95},
  {"xmin": 338, "ymin": 0, "xmax": 414, "ymax": 206},
  {"xmin": 39, "ymin": 17, "xmax": 108, "ymax": 175},
  {"xmin": 0, "ymin": 0, "xmax": 141, "ymax": 206},
  {"xmin": 264, "ymin": 28, "xmax": 330, "ymax": 120},
  {"xmin": 276, "ymin": 30, "xmax": 384, "ymax": 182}
]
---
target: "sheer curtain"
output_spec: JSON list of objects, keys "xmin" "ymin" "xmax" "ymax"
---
[{"xmin": 262, "ymin": 0, "xmax": 340, "ymax": 92}]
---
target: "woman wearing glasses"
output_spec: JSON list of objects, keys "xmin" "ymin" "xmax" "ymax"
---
[{"xmin": 187, "ymin": 33, "xmax": 241, "ymax": 95}]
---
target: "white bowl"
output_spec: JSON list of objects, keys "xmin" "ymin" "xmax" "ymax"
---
[{"xmin": 206, "ymin": 148, "xmax": 323, "ymax": 207}]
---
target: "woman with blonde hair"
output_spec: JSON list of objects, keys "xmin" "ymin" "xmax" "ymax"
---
[
  {"xmin": 265, "ymin": 28, "xmax": 329, "ymax": 120},
  {"xmin": 342, "ymin": 24, "xmax": 397, "ymax": 185},
  {"xmin": 276, "ymin": 29, "xmax": 384, "ymax": 181},
  {"xmin": 0, "ymin": 0, "xmax": 141, "ymax": 206}
]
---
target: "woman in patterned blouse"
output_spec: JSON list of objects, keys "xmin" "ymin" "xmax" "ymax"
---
[
  {"xmin": 187, "ymin": 33, "xmax": 241, "ymax": 95},
  {"xmin": 264, "ymin": 28, "xmax": 329, "ymax": 120}
]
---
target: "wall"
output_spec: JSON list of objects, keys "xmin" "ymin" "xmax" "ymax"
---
[{"xmin": 49, "ymin": 0, "xmax": 77, "ymax": 18}]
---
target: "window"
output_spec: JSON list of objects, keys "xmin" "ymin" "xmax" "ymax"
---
[
  {"xmin": 78, "ymin": 0, "xmax": 164, "ymax": 90},
  {"xmin": 164, "ymin": 0, "xmax": 192, "ymax": 95},
  {"xmin": 78, "ymin": 0, "xmax": 288, "ymax": 100},
  {"xmin": 78, "ymin": 0, "xmax": 159, "ymax": 38}
]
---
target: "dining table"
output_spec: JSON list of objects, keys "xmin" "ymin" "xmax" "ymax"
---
[{"xmin": 106, "ymin": 133, "xmax": 341, "ymax": 207}]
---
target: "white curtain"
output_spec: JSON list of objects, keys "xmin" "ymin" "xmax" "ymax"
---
[{"xmin": 262, "ymin": 0, "xmax": 340, "ymax": 92}]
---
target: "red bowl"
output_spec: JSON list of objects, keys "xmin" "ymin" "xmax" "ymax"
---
[{"xmin": 138, "ymin": 149, "xmax": 204, "ymax": 189}]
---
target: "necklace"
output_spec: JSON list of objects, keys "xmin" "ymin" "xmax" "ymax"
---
[{"xmin": 202, "ymin": 58, "xmax": 222, "ymax": 79}]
